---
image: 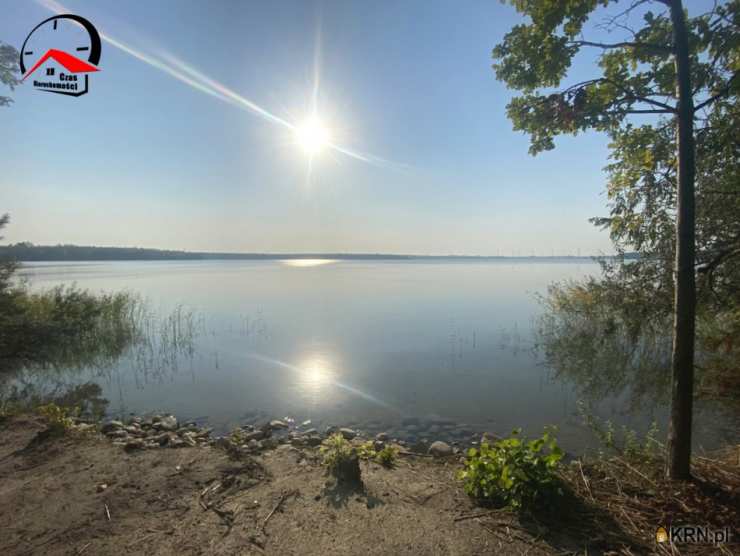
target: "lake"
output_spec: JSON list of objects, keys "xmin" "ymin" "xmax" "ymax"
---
[{"xmin": 12, "ymin": 259, "xmax": 738, "ymax": 453}]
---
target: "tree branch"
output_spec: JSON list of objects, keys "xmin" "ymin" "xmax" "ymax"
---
[
  {"xmin": 693, "ymin": 72, "xmax": 739, "ymax": 112},
  {"xmin": 569, "ymin": 40, "xmax": 673, "ymax": 54}
]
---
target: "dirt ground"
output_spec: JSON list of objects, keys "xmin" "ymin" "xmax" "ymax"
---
[
  {"xmin": 5, "ymin": 415, "xmax": 736, "ymax": 555},
  {"xmin": 0, "ymin": 414, "xmax": 577, "ymax": 556}
]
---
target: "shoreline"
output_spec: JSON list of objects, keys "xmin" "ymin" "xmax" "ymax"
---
[{"xmin": 1, "ymin": 410, "xmax": 737, "ymax": 555}]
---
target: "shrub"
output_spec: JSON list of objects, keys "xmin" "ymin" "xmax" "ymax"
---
[
  {"xmin": 321, "ymin": 433, "xmax": 354, "ymax": 471},
  {"xmin": 374, "ymin": 444, "xmax": 398, "ymax": 468},
  {"xmin": 458, "ymin": 428, "xmax": 564, "ymax": 510},
  {"xmin": 355, "ymin": 440, "xmax": 398, "ymax": 468},
  {"xmin": 320, "ymin": 433, "xmax": 362, "ymax": 484},
  {"xmin": 37, "ymin": 402, "xmax": 77, "ymax": 436}
]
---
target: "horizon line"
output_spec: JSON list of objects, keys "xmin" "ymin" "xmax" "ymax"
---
[{"xmin": 2, "ymin": 242, "xmax": 623, "ymax": 261}]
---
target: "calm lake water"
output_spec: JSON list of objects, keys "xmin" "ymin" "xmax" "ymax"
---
[{"xmin": 14, "ymin": 260, "xmax": 739, "ymax": 452}]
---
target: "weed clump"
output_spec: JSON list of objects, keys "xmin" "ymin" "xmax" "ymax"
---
[
  {"xmin": 36, "ymin": 402, "xmax": 77, "ymax": 436},
  {"xmin": 320, "ymin": 433, "xmax": 362, "ymax": 485}
]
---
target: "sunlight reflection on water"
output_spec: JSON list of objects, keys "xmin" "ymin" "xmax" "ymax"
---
[{"xmin": 281, "ymin": 259, "xmax": 337, "ymax": 267}]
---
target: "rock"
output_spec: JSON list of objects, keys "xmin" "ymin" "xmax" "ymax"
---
[
  {"xmin": 269, "ymin": 419, "xmax": 289, "ymax": 430},
  {"xmin": 373, "ymin": 440, "xmax": 385, "ymax": 451},
  {"xmin": 305, "ymin": 435, "xmax": 322, "ymax": 447},
  {"xmin": 375, "ymin": 432, "xmax": 389, "ymax": 442},
  {"xmin": 96, "ymin": 483, "xmax": 108, "ymax": 493},
  {"xmin": 301, "ymin": 428, "xmax": 318, "ymax": 436},
  {"xmin": 157, "ymin": 415, "xmax": 178, "ymax": 431},
  {"xmin": 248, "ymin": 439, "xmax": 260, "ymax": 450},
  {"xmin": 106, "ymin": 429, "xmax": 128, "ymax": 439},
  {"xmin": 339, "ymin": 428, "xmax": 356, "ymax": 440},
  {"xmin": 181, "ymin": 433, "xmax": 197, "ymax": 447},
  {"xmin": 124, "ymin": 439, "xmax": 145, "ymax": 451},
  {"xmin": 169, "ymin": 437, "xmax": 185, "ymax": 449},
  {"xmin": 214, "ymin": 437, "xmax": 234, "ymax": 450},
  {"xmin": 301, "ymin": 419, "xmax": 312, "ymax": 427},
  {"xmin": 481, "ymin": 432, "xmax": 501, "ymax": 444},
  {"xmin": 101, "ymin": 420, "xmax": 124, "ymax": 433},
  {"xmin": 324, "ymin": 425, "xmax": 339, "ymax": 436},
  {"xmin": 124, "ymin": 425, "xmax": 143, "ymax": 436},
  {"xmin": 429, "ymin": 441, "xmax": 453, "ymax": 457},
  {"xmin": 244, "ymin": 430, "xmax": 266, "ymax": 442}
]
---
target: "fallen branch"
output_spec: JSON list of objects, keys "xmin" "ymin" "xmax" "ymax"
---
[{"xmin": 262, "ymin": 489, "xmax": 299, "ymax": 534}]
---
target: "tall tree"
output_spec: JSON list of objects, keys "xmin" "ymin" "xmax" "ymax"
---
[{"xmin": 493, "ymin": 0, "xmax": 739, "ymax": 479}]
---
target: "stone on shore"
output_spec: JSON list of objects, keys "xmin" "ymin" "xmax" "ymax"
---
[
  {"xmin": 269, "ymin": 420, "xmax": 288, "ymax": 430},
  {"xmin": 101, "ymin": 420, "xmax": 124, "ymax": 434},
  {"xmin": 339, "ymin": 428, "xmax": 356, "ymax": 440},
  {"xmin": 156, "ymin": 415, "xmax": 179, "ymax": 431},
  {"xmin": 429, "ymin": 441, "xmax": 453, "ymax": 457}
]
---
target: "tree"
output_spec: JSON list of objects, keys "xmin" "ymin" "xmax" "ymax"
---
[
  {"xmin": 0, "ymin": 42, "xmax": 21, "ymax": 107},
  {"xmin": 493, "ymin": 0, "xmax": 739, "ymax": 480}
]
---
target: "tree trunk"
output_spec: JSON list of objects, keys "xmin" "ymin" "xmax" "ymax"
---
[{"xmin": 666, "ymin": 0, "xmax": 696, "ymax": 481}]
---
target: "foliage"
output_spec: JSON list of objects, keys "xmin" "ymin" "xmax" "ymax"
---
[
  {"xmin": 37, "ymin": 402, "xmax": 78, "ymax": 436},
  {"xmin": 578, "ymin": 401, "xmax": 662, "ymax": 463},
  {"xmin": 493, "ymin": 1, "xmax": 739, "ymax": 301},
  {"xmin": 374, "ymin": 444, "xmax": 398, "ymax": 468},
  {"xmin": 320, "ymin": 433, "xmax": 356, "ymax": 474},
  {"xmin": 356, "ymin": 440, "xmax": 398, "ymax": 468},
  {"xmin": 0, "ymin": 43, "xmax": 20, "ymax": 108},
  {"xmin": 458, "ymin": 428, "xmax": 564, "ymax": 510},
  {"xmin": 495, "ymin": 2, "xmax": 740, "ymax": 424}
]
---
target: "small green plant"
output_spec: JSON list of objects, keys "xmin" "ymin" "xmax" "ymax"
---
[
  {"xmin": 320, "ymin": 433, "xmax": 362, "ymax": 484},
  {"xmin": 320, "ymin": 433, "xmax": 355, "ymax": 472},
  {"xmin": 458, "ymin": 428, "xmax": 564, "ymax": 510},
  {"xmin": 36, "ymin": 402, "xmax": 77, "ymax": 436},
  {"xmin": 578, "ymin": 401, "xmax": 662, "ymax": 462},
  {"xmin": 374, "ymin": 444, "xmax": 398, "ymax": 468}
]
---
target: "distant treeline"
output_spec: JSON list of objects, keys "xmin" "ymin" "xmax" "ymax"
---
[{"xmin": 0, "ymin": 243, "xmax": 636, "ymax": 262}]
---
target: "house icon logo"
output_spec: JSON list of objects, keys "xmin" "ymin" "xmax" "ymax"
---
[{"xmin": 19, "ymin": 14, "xmax": 102, "ymax": 97}]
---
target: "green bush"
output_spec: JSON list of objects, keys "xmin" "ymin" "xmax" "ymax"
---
[
  {"xmin": 355, "ymin": 440, "xmax": 398, "ymax": 468},
  {"xmin": 458, "ymin": 428, "xmax": 564, "ymax": 510},
  {"xmin": 37, "ymin": 402, "xmax": 77, "ymax": 436},
  {"xmin": 374, "ymin": 444, "xmax": 398, "ymax": 468},
  {"xmin": 320, "ymin": 433, "xmax": 355, "ymax": 473}
]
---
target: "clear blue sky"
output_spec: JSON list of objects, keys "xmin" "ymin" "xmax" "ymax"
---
[{"xmin": 0, "ymin": 0, "xmax": 711, "ymax": 255}]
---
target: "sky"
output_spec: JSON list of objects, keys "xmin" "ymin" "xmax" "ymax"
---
[{"xmin": 0, "ymin": 0, "xmax": 711, "ymax": 256}]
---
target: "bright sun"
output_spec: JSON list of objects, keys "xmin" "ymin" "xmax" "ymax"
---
[{"xmin": 295, "ymin": 116, "xmax": 330, "ymax": 155}]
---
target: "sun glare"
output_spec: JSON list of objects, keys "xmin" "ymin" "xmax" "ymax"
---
[{"xmin": 295, "ymin": 116, "xmax": 330, "ymax": 155}]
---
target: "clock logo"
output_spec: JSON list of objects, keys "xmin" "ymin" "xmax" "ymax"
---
[{"xmin": 19, "ymin": 14, "xmax": 102, "ymax": 97}]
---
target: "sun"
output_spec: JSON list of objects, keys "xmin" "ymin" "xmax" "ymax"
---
[{"xmin": 295, "ymin": 116, "xmax": 330, "ymax": 155}]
